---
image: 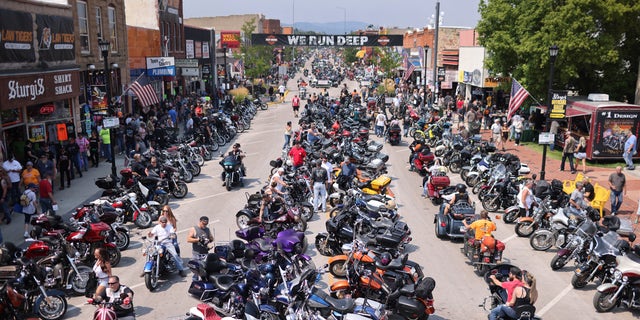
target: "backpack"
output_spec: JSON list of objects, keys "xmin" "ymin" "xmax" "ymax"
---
[{"xmin": 20, "ymin": 193, "xmax": 30, "ymax": 207}]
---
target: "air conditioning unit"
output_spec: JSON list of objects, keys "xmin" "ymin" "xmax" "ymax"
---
[{"xmin": 587, "ymin": 93, "xmax": 609, "ymax": 102}]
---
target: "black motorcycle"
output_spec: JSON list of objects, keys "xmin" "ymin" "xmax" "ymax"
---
[
  {"xmin": 160, "ymin": 165, "xmax": 189, "ymax": 198},
  {"xmin": 387, "ymin": 124, "xmax": 402, "ymax": 145},
  {"xmin": 482, "ymin": 264, "xmax": 538, "ymax": 320},
  {"xmin": 220, "ymin": 154, "xmax": 244, "ymax": 191}
]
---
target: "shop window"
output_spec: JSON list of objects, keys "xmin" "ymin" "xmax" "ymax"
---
[
  {"xmin": 77, "ymin": 1, "xmax": 90, "ymax": 53},
  {"xmin": 1, "ymin": 109, "xmax": 24, "ymax": 128},
  {"xmin": 108, "ymin": 6, "xmax": 118, "ymax": 52},
  {"xmin": 26, "ymin": 100, "xmax": 72, "ymax": 123}
]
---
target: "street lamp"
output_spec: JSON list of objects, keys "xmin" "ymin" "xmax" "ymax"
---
[
  {"xmin": 539, "ymin": 44, "xmax": 559, "ymax": 181},
  {"xmin": 98, "ymin": 38, "xmax": 117, "ymax": 178},
  {"xmin": 222, "ymin": 43, "xmax": 228, "ymax": 90},
  {"xmin": 423, "ymin": 45, "xmax": 429, "ymax": 107},
  {"xmin": 336, "ymin": 7, "xmax": 346, "ymax": 34}
]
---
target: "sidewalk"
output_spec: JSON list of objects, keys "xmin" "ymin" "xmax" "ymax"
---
[
  {"xmin": 1, "ymin": 157, "xmax": 125, "ymax": 246},
  {"xmin": 476, "ymin": 128, "xmax": 640, "ymax": 231}
]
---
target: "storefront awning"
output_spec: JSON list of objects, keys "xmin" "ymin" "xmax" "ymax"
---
[{"xmin": 566, "ymin": 106, "xmax": 591, "ymax": 117}]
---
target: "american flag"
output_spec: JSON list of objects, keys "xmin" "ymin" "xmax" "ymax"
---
[
  {"xmin": 402, "ymin": 49, "xmax": 409, "ymax": 70},
  {"xmin": 233, "ymin": 59, "xmax": 244, "ymax": 75},
  {"xmin": 129, "ymin": 74, "xmax": 159, "ymax": 107},
  {"xmin": 403, "ymin": 60, "xmax": 416, "ymax": 82},
  {"xmin": 507, "ymin": 79, "xmax": 530, "ymax": 121}
]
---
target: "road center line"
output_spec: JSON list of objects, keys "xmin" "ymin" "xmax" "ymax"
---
[
  {"xmin": 178, "ymin": 192, "xmax": 227, "ymax": 205},
  {"xmin": 537, "ymin": 284, "xmax": 573, "ymax": 316}
]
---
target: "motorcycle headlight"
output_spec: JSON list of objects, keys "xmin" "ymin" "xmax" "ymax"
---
[
  {"xmin": 157, "ymin": 246, "xmax": 165, "ymax": 256},
  {"xmin": 623, "ymin": 275, "xmax": 629, "ymax": 282},
  {"xmin": 613, "ymin": 270, "xmax": 623, "ymax": 282},
  {"xmin": 225, "ymin": 165, "xmax": 233, "ymax": 170}
]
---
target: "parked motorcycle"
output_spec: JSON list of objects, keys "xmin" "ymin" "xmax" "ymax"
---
[{"xmin": 593, "ymin": 246, "xmax": 640, "ymax": 313}]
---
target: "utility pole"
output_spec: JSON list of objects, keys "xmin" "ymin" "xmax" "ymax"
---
[{"xmin": 432, "ymin": 1, "xmax": 440, "ymax": 106}]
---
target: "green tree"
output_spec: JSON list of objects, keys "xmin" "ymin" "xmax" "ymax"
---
[
  {"xmin": 377, "ymin": 48, "xmax": 401, "ymax": 78},
  {"xmin": 477, "ymin": 0, "xmax": 640, "ymax": 103},
  {"xmin": 238, "ymin": 18, "xmax": 273, "ymax": 79}
]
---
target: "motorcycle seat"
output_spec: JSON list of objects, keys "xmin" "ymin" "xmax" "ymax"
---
[
  {"xmin": 253, "ymin": 238, "xmax": 273, "ymax": 252},
  {"xmin": 399, "ymin": 283, "xmax": 415, "ymax": 295},
  {"xmin": 204, "ymin": 253, "xmax": 229, "ymax": 274},
  {"xmin": 312, "ymin": 287, "xmax": 355, "ymax": 313},
  {"xmin": 512, "ymin": 304, "xmax": 536, "ymax": 319},
  {"xmin": 376, "ymin": 254, "xmax": 408, "ymax": 271},
  {"xmin": 208, "ymin": 274, "xmax": 235, "ymax": 292}
]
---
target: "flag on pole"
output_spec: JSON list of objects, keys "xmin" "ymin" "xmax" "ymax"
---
[
  {"xmin": 233, "ymin": 59, "xmax": 244, "ymax": 76},
  {"xmin": 403, "ymin": 61, "xmax": 416, "ymax": 82},
  {"xmin": 507, "ymin": 79, "xmax": 530, "ymax": 121},
  {"xmin": 402, "ymin": 49, "xmax": 409, "ymax": 70},
  {"xmin": 129, "ymin": 74, "xmax": 159, "ymax": 107}
]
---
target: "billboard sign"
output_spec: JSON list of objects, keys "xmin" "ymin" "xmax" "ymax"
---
[{"xmin": 146, "ymin": 57, "xmax": 175, "ymax": 76}]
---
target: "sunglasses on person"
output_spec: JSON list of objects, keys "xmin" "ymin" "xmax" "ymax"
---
[{"xmin": 108, "ymin": 282, "xmax": 118, "ymax": 285}]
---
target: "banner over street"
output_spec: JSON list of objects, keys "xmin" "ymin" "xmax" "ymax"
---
[{"xmin": 251, "ymin": 34, "xmax": 402, "ymax": 47}]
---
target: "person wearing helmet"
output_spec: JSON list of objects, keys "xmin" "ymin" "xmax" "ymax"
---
[
  {"xmin": 230, "ymin": 143, "xmax": 246, "ymax": 176},
  {"xmin": 444, "ymin": 183, "xmax": 471, "ymax": 215},
  {"xmin": 463, "ymin": 210, "xmax": 497, "ymax": 259}
]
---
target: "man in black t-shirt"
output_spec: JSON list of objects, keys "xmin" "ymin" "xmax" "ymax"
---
[
  {"xmin": 65, "ymin": 137, "xmax": 82, "ymax": 179},
  {"xmin": 99, "ymin": 276, "xmax": 135, "ymax": 320}
]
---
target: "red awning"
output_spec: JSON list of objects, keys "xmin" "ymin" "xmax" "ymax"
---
[{"xmin": 565, "ymin": 106, "xmax": 591, "ymax": 117}]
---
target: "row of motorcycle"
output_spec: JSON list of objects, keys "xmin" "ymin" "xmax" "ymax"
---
[
  {"xmin": 0, "ymin": 99, "xmax": 264, "ymax": 319},
  {"xmin": 182, "ymin": 99, "xmax": 436, "ymax": 320},
  {"xmin": 417, "ymin": 123, "xmax": 640, "ymax": 316}
]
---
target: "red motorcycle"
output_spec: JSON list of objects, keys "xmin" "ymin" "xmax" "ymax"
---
[
  {"xmin": 72, "ymin": 204, "xmax": 130, "ymax": 251},
  {"xmin": 463, "ymin": 234, "xmax": 505, "ymax": 275},
  {"xmin": 66, "ymin": 221, "xmax": 121, "ymax": 267},
  {"xmin": 424, "ymin": 168, "xmax": 451, "ymax": 205}
]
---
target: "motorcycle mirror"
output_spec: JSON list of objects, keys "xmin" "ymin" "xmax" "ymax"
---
[{"xmin": 629, "ymin": 233, "xmax": 637, "ymax": 242}]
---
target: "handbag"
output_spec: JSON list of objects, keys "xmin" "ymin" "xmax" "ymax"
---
[{"xmin": 85, "ymin": 272, "xmax": 98, "ymax": 298}]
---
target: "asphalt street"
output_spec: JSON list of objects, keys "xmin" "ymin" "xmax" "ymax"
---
[{"xmin": 11, "ymin": 58, "xmax": 639, "ymax": 319}]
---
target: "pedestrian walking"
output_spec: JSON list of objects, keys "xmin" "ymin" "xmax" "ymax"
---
[
  {"xmin": 278, "ymin": 83, "xmax": 286, "ymax": 103},
  {"xmin": 283, "ymin": 121, "xmax": 292, "ymax": 150},
  {"xmin": 0, "ymin": 168, "xmax": 11, "ymax": 224},
  {"xmin": 66, "ymin": 136, "xmax": 82, "ymax": 179},
  {"xmin": 311, "ymin": 160, "xmax": 328, "ymax": 213},
  {"xmin": 21, "ymin": 183, "xmax": 38, "ymax": 238},
  {"xmin": 491, "ymin": 119, "xmax": 504, "ymax": 151},
  {"xmin": 57, "ymin": 149, "xmax": 71, "ymax": 190},
  {"xmin": 38, "ymin": 172, "xmax": 56, "ymax": 214},
  {"xmin": 89, "ymin": 131, "xmax": 100, "ymax": 167},
  {"xmin": 501, "ymin": 122, "xmax": 509, "ymax": 151},
  {"xmin": 186, "ymin": 216, "xmax": 213, "ymax": 280},
  {"xmin": 375, "ymin": 111, "xmax": 387, "ymax": 137},
  {"xmin": 623, "ymin": 130, "xmax": 637, "ymax": 170},
  {"xmin": 77, "ymin": 133, "xmax": 90, "ymax": 172},
  {"xmin": 3, "ymin": 154, "xmax": 22, "ymax": 205},
  {"xmin": 574, "ymin": 136, "xmax": 588, "ymax": 174},
  {"xmin": 513, "ymin": 117, "xmax": 524, "ymax": 146},
  {"xmin": 608, "ymin": 166, "xmax": 626, "ymax": 215},
  {"xmin": 291, "ymin": 95, "xmax": 300, "ymax": 117},
  {"xmin": 560, "ymin": 132, "xmax": 577, "ymax": 173},
  {"xmin": 99, "ymin": 126, "xmax": 112, "ymax": 163}
]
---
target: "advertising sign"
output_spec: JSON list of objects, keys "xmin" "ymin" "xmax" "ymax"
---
[
  {"xmin": 549, "ymin": 90, "xmax": 568, "ymax": 119},
  {"xmin": 195, "ymin": 41, "xmax": 202, "ymax": 58},
  {"xmin": 185, "ymin": 39, "xmax": 194, "ymax": 59},
  {"xmin": 251, "ymin": 34, "xmax": 403, "ymax": 47},
  {"xmin": 28, "ymin": 123, "xmax": 46, "ymax": 142},
  {"xmin": 146, "ymin": 57, "xmax": 175, "ymax": 76},
  {"xmin": 202, "ymin": 42, "xmax": 210, "ymax": 59},
  {"xmin": 220, "ymin": 31, "xmax": 241, "ymax": 48},
  {"xmin": 592, "ymin": 111, "xmax": 639, "ymax": 158},
  {"xmin": 0, "ymin": 9, "xmax": 36, "ymax": 63},
  {"xmin": 0, "ymin": 70, "xmax": 79, "ymax": 110},
  {"xmin": 36, "ymin": 14, "xmax": 75, "ymax": 62}
]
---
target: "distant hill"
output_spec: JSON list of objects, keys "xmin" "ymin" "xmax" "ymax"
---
[{"xmin": 286, "ymin": 21, "xmax": 369, "ymax": 34}]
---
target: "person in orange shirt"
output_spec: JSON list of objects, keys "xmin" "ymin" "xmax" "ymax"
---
[
  {"xmin": 21, "ymin": 161, "xmax": 41, "ymax": 188},
  {"xmin": 463, "ymin": 210, "xmax": 497, "ymax": 258}
]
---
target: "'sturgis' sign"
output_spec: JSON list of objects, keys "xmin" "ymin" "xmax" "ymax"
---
[{"xmin": 252, "ymin": 34, "xmax": 403, "ymax": 47}]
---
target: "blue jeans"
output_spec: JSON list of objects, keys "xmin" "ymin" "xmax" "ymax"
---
[
  {"xmin": 489, "ymin": 304, "xmax": 516, "ymax": 320},
  {"xmin": 79, "ymin": 152, "xmax": 89, "ymax": 171},
  {"xmin": 560, "ymin": 152, "xmax": 575, "ymax": 171},
  {"xmin": 283, "ymin": 135, "xmax": 291, "ymax": 150},
  {"xmin": 375, "ymin": 125, "xmax": 384, "ymax": 136},
  {"xmin": 623, "ymin": 151, "xmax": 634, "ymax": 168},
  {"xmin": 610, "ymin": 189, "xmax": 623, "ymax": 214},
  {"xmin": 313, "ymin": 182, "xmax": 327, "ymax": 212},
  {"xmin": 101, "ymin": 144, "xmax": 112, "ymax": 161},
  {"xmin": 40, "ymin": 198, "xmax": 54, "ymax": 214}
]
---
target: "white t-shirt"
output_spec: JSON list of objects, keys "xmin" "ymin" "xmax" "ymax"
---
[
  {"xmin": 376, "ymin": 114, "xmax": 387, "ymax": 126},
  {"xmin": 491, "ymin": 123, "xmax": 501, "ymax": 134},
  {"xmin": 149, "ymin": 223, "xmax": 175, "ymax": 244},
  {"xmin": 322, "ymin": 161, "xmax": 334, "ymax": 183},
  {"xmin": 3, "ymin": 160, "xmax": 22, "ymax": 183},
  {"xmin": 278, "ymin": 85, "xmax": 286, "ymax": 94}
]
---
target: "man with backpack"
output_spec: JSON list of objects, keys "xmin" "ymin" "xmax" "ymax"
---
[{"xmin": 21, "ymin": 183, "xmax": 38, "ymax": 238}]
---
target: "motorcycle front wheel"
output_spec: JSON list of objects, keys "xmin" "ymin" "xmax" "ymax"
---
[
  {"xmin": 182, "ymin": 169, "xmax": 194, "ymax": 183},
  {"xmin": 593, "ymin": 290, "xmax": 618, "ymax": 312},
  {"xmin": 515, "ymin": 221, "xmax": 536, "ymax": 237},
  {"xmin": 107, "ymin": 247, "xmax": 121, "ymax": 267},
  {"xmin": 571, "ymin": 272, "xmax": 589, "ymax": 289},
  {"xmin": 189, "ymin": 163, "xmax": 201, "ymax": 176},
  {"xmin": 154, "ymin": 193, "xmax": 170, "ymax": 206},
  {"xmin": 172, "ymin": 181, "xmax": 189, "ymax": 198},
  {"xmin": 135, "ymin": 210, "xmax": 153, "ymax": 229},
  {"xmin": 68, "ymin": 265, "xmax": 92, "ymax": 295},
  {"xmin": 145, "ymin": 265, "xmax": 159, "ymax": 291},
  {"xmin": 315, "ymin": 234, "xmax": 335, "ymax": 256},
  {"xmin": 329, "ymin": 259, "xmax": 347, "ymax": 278},
  {"xmin": 299, "ymin": 205, "xmax": 314, "ymax": 222},
  {"xmin": 530, "ymin": 232, "xmax": 554, "ymax": 251},
  {"xmin": 36, "ymin": 294, "xmax": 67, "ymax": 320},
  {"xmin": 236, "ymin": 213, "xmax": 252, "ymax": 229},
  {"xmin": 482, "ymin": 195, "xmax": 500, "ymax": 212},
  {"xmin": 114, "ymin": 229, "xmax": 130, "ymax": 251},
  {"xmin": 550, "ymin": 253, "xmax": 569, "ymax": 270}
]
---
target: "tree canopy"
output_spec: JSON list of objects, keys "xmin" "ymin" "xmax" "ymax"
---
[
  {"xmin": 239, "ymin": 18, "xmax": 273, "ymax": 79},
  {"xmin": 477, "ymin": 0, "xmax": 640, "ymax": 103}
]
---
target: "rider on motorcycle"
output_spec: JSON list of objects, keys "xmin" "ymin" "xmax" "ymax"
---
[
  {"xmin": 98, "ymin": 275, "xmax": 135, "ymax": 320},
  {"xmin": 230, "ymin": 143, "xmax": 246, "ymax": 176},
  {"xmin": 444, "ymin": 184, "xmax": 472, "ymax": 215},
  {"xmin": 463, "ymin": 210, "xmax": 497, "ymax": 259},
  {"xmin": 568, "ymin": 181, "xmax": 589, "ymax": 223},
  {"xmin": 147, "ymin": 216, "xmax": 187, "ymax": 277},
  {"xmin": 488, "ymin": 269, "xmax": 538, "ymax": 320}
]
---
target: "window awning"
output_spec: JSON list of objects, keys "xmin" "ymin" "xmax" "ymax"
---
[{"xmin": 565, "ymin": 106, "xmax": 591, "ymax": 117}]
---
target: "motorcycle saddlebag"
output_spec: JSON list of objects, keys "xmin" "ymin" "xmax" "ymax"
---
[
  {"xmin": 95, "ymin": 176, "xmax": 117, "ymax": 189},
  {"xmin": 371, "ymin": 175, "xmax": 392, "ymax": 191},
  {"xmin": 533, "ymin": 180, "xmax": 550, "ymax": 198},
  {"xmin": 396, "ymin": 295, "xmax": 426, "ymax": 318},
  {"xmin": 551, "ymin": 179, "xmax": 563, "ymax": 192},
  {"xmin": 415, "ymin": 276, "xmax": 436, "ymax": 299},
  {"xmin": 188, "ymin": 281, "xmax": 217, "ymax": 301},
  {"xmin": 431, "ymin": 176, "xmax": 450, "ymax": 188}
]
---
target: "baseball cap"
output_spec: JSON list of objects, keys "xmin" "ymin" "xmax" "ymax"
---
[{"xmin": 199, "ymin": 216, "xmax": 209, "ymax": 222}]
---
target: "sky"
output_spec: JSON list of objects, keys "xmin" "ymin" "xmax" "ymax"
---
[{"xmin": 183, "ymin": 0, "xmax": 482, "ymax": 29}]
